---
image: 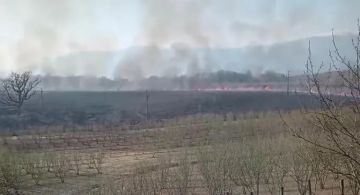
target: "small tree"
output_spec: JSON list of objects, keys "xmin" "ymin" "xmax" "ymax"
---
[
  {"xmin": 22, "ymin": 154, "xmax": 46, "ymax": 185},
  {"xmin": 0, "ymin": 71, "xmax": 40, "ymax": 115},
  {"xmin": 229, "ymin": 142, "xmax": 267, "ymax": 195},
  {"xmin": 264, "ymin": 151, "xmax": 290, "ymax": 195},
  {"xmin": 53, "ymin": 153, "xmax": 70, "ymax": 183},
  {"xmin": 43, "ymin": 152, "xmax": 55, "ymax": 172},
  {"xmin": 89, "ymin": 150, "xmax": 106, "ymax": 174},
  {"xmin": 72, "ymin": 152, "xmax": 82, "ymax": 176}
]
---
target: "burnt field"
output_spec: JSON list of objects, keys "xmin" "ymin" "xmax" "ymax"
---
[{"xmin": 0, "ymin": 91, "xmax": 319, "ymax": 129}]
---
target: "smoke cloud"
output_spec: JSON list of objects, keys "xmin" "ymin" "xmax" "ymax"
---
[
  {"xmin": 13, "ymin": 0, "xmax": 69, "ymax": 73},
  {"xmin": 0, "ymin": 0, "xmax": 121, "ymax": 77},
  {"xmin": 0, "ymin": 0, "xmax": 359, "ymax": 79},
  {"xmin": 114, "ymin": 0, "xmax": 215, "ymax": 80}
]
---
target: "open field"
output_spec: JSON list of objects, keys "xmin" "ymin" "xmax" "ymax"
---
[
  {"xmin": 0, "ymin": 90, "xmax": 353, "ymax": 195},
  {"xmin": 0, "ymin": 110, "xmax": 352, "ymax": 195},
  {"xmin": 0, "ymin": 91, "xmax": 321, "ymax": 129},
  {"xmin": 0, "ymin": 89, "xmax": 354, "ymax": 195}
]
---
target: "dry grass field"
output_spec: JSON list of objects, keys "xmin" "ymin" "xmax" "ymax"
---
[{"xmin": 0, "ymin": 111, "xmax": 351, "ymax": 195}]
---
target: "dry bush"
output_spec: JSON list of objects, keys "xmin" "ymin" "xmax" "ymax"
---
[
  {"xmin": 91, "ymin": 166, "xmax": 165, "ymax": 195},
  {"xmin": 264, "ymin": 155, "xmax": 289, "ymax": 195},
  {"xmin": 290, "ymin": 145, "xmax": 313, "ymax": 195},
  {"xmin": 90, "ymin": 172, "xmax": 163, "ymax": 195},
  {"xmin": 197, "ymin": 144, "xmax": 233, "ymax": 195},
  {"xmin": 53, "ymin": 153, "xmax": 71, "ymax": 183},
  {"xmin": 21, "ymin": 154, "xmax": 46, "ymax": 185},
  {"xmin": 126, "ymin": 162, "xmax": 162, "ymax": 195},
  {"xmin": 0, "ymin": 150, "xmax": 22, "ymax": 194},
  {"xmin": 85, "ymin": 178, "xmax": 128, "ymax": 195},
  {"xmin": 72, "ymin": 152, "xmax": 83, "ymax": 175},
  {"xmin": 228, "ymin": 141, "xmax": 268, "ymax": 195},
  {"xmin": 324, "ymin": 153, "xmax": 360, "ymax": 195},
  {"xmin": 156, "ymin": 154, "xmax": 171, "ymax": 190},
  {"xmin": 308, "ymin": 146, "xmax": 329, "ymax": 190},
  {"xmin": 43, "ymin": 152, "xmax": 55, "ymax": 172},
  {"xmin": 129, "ymin": 173, "xmax": 162, "ymax": 195},
  {"xmin": 89, "ymin": 150, "xmax": 106, "ymax": 174},
  {"xmin": 166, "ymin": 150, "xmax": 193, "ymax": 195},
  {"xmin": 258, "ymin": 135, "xmax": 292, "ymax": 195}
]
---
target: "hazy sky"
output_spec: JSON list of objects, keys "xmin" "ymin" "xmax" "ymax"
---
[{"xmin": 0, "ymin": 0, "xmax": 359, "ymax": 77}]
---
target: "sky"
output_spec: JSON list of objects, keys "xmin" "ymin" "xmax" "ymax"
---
[{"xmin": 0, "ymin": 0, "xmax": 359, "ymax": 78}]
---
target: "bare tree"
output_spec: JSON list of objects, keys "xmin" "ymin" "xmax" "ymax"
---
[
  {"xmin": 89, "ymin": 150, "xmax": 106, "ymax": 174},
  {"xmin": 0, "ymin": 71, "xmax": 40, "ymax": 115},
  {"xmin": 72, "ymin": 152, "xmax": 82, "ymax": 176},
  {"xmin": 285, "ymin": 21, "xmax": 360, "ymax": 191},
  {"xmin": 228, "ymin": 142, "xmax": 267, "ymax": 195},
  {"xmin": 22, "ymin": 154, "xmax": 46, "ymax": 185},
  {"xmin": 53, "ymin": 153, "xmax": 70, "ymax": 183},
  {"xmin": 264, "ymin": 151, "xmax": 290, "ymax": 195}
]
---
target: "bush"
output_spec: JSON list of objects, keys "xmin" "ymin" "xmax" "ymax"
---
[
  {"xmin": 0, "ymin": 150, "xmax": 22, "ymax": 194},
  {"xmin": 89, "ymin": 150, "xmax": 106, "ymax": 174},
  {"xmin": 197, "ymin": 144, "xmax": 232, "ymax": 195},
  {"xmin": 53, "ymin": 153, "xmax": 71, "ymax": 183},
  {"xmin": 166, "ymin": 150, "xmax": 192, "ymax": 195},
  {"xmin": 22, "ymin": 154, "xmax": 46, "ymax": 185}
]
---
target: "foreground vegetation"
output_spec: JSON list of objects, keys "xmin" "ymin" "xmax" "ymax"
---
[{"xmin": 0, "ymin": 110, "xmax": 353, "ymax": 194}]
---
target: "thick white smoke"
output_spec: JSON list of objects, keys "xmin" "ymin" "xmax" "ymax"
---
[{"xmin": 0, "ymin": 0, "xmax": 359, "ymax": 79}]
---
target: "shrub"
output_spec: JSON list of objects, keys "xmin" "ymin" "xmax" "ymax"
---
[
  {"xmin": 53, "ymin": 153, "xmax": 71, "ymax": 183},
  {"xmin": 89, "ymin": 150, "xmax": 106, "ymax": 174},
  {"xmin": 22, "ymin": 154, "xmax": 46, "ymax": 185},
  {"xmin": 0, "ymin": 150, "xmax": 22, "ymax": 193}
]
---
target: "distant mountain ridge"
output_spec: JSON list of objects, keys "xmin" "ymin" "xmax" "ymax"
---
[{"xmin": 41, "ymin": 33, "xmax": 356, "ymax": 80}]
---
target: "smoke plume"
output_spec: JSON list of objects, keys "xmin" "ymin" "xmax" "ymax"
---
[{"xmin": 0, "ymin": 0, "xmax": 360, "ymax": 79}]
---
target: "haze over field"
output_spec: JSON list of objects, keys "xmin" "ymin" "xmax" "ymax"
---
[
  {"xmin": 0, "ymin": 0, "xmax": 360, "ymax": 80},
  {"xmin": 2, "ymin": 2, "xmax": 360, "ymax": 195}
]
